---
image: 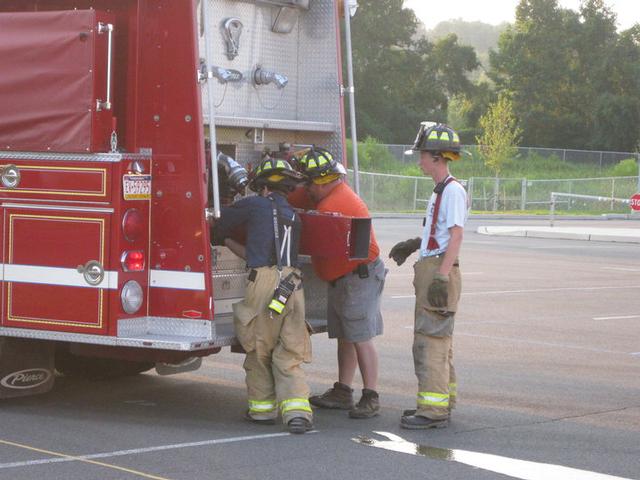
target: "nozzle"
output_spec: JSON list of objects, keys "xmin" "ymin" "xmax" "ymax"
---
[
  {"xmin": 253, "ymin": 67, "xmax": 289, "ymax": 89},
  {"xmin": 211, "ymin": 66, "xmax": 244, "ymax": 84},
  {"xmin": 217, "ymin": 153, "xmax": 249, "ymax": 193}
]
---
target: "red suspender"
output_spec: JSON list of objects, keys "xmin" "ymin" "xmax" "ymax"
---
[{"xmin": 426, "ymin": 176, "xmax": 457, "ymax": 251}]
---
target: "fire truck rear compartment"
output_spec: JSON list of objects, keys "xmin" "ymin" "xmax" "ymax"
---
[{"xmin": 0, "ymin": 0, "xmax": 357, "ymax": 394}]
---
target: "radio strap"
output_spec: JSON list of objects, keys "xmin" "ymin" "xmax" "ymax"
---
[
  {"xmin": 269, "ymin": 195, "xmax": 296, "ymax": 271},
  {"xmin": 269, "ymin": 195, "xmax": 283, "ymax": 273},
  {"xmin": 427, "ymin": 176, "xmax": 457, "ymax": 251}
]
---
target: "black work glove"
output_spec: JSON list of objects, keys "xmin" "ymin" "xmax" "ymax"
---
[
  {"xmin": 388, "ymin": 237, "xmax": 421, "ymax": 266},
  {"xmin": 427, "ymin": 273, "xmax": 449, "ymax": 309}
]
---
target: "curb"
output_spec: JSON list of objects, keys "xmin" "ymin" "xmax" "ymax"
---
[
  {"xmin": 372, "ymin": 213, "xmax": 640, "ymax": 221},
  {"xmin": 476, "ymin": 226, "xmax": 640, "ymax": 244}
]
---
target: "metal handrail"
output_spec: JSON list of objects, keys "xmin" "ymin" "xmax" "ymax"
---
[
  {"xmin": 201, "ymin": 0, "xmax": 221, "ymax": 219},
  {"xmin": 96, "ymin": 22, "xmax": 114, "ymax": 111}
]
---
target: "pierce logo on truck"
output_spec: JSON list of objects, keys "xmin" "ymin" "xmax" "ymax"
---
[{"xmin": 1, "ymin": 369, "xmax": 52, "ymax": 390}]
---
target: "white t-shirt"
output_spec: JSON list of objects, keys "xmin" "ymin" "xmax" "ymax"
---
[{"xmin": 420, "ymin": 177, "xmax": 468, "ymax": 257}]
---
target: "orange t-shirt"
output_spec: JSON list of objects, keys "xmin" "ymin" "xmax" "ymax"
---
[
  {"xmin": 288, "ymin": 186, "xmax": 315, "ymax": 210},
  {"xmin": 289, "ymin": 183, "xmax": 379, "ymax": 281}
]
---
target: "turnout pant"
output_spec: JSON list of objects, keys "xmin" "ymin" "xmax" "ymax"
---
[
  {"xmin": 412, "ymin": 256, "xmax": 461, "ymax": 419},
  {"xmin": 233, "ymin": 266, "xmax": 312, "ymax": 424}
]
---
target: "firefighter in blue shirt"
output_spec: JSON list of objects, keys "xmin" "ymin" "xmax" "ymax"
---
[{"xmin": 215, "ymin": 157, "xmax": 313, "ymax": 434}]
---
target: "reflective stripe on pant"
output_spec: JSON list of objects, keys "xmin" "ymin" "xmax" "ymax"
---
[
  {"xmin": 413, "ymin": 333, "xmax": 455, "ymax": 419},
  {"xmin": 248, "ymin": 399, "xmax": 277, "ymax": 420},
  {"xmin": 236, "ymin": 266, "xmax": 312, "ymax": 425},
  {"xmin": 280, "ymin": 398, "xmax": 312, "ymax": 416}
]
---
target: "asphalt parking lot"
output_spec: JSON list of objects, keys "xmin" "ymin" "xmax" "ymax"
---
[{"xmin": 0, "ymin": 217, "xmax": 638, "ymax": 480}]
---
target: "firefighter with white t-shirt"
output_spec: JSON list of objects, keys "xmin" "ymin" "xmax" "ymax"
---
[{"xmin": 389, "ymin": 122, "xmax": 468, "ymax": 429}]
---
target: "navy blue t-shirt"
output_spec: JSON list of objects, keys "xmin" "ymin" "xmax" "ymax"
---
[{"xmin": 216, "ymin": 193, "xmax": 300, "ymax": 268}]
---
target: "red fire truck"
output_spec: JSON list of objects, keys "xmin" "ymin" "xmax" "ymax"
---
[{"xmin": 0, "ymin": 0, "xmax": 367, "ymax": 398}]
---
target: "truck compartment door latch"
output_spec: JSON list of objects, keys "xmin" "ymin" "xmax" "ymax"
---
[{"xmin": 77, "ymin": 260, "xmax": 105, "ymax": 286}]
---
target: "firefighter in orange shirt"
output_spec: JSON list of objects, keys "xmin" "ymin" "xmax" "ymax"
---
[{"xmin": 289, "ymin": 147, "xmax": 387, "ymax": 419}]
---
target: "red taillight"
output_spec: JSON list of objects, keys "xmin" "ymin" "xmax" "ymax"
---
[
  {"xmin": 122, "ymin": 208, "xmax": 144, "ymax": 242},
  {"xmin": 121, "ymin": 250, "xmax": 145, "ymax": 272}
]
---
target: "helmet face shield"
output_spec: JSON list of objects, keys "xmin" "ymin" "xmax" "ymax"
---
[{"xmin": 408, "ymin": 121, "xmax": 438, "ymax": 154}]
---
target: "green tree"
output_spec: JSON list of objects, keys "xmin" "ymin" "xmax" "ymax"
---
[
  {"xmin": 447, "ymin": 82, "xmax": 495, "ymax": 143},
  {"xmin": 476, "ymin": 94, "xmax": 522, "ymax": 176},
  {"xmin": 349, "ymin": 0, "xmax": 479, "ymax": 144},
  {"xmin": 489, "ymin": 0, "xmax": 582, "ymax": 147},
  {"xmin": 476, "ymin": 93, "xmax": 522, "ymax": 211},
  {"xmin": 426, "ymin": 19, "xmax": 508, "ymax": 81},
  {"xmin": 489, "ymin": 0, "xmax": 640, "ymax": 152}
]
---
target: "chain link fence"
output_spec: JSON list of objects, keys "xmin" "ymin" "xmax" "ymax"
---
[
  {"xmin": 384, "ymin": 144, "xmax": 639, "ymax": 170},
  {"xmin": 348, "ymin": 170, "xmax": 640, "ymax": 214}
]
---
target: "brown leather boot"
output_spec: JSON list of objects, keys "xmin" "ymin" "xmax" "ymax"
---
[
  {"xmin": 309, "ymin": 382, "xmax": 354, "ymax": 409},
  {"xmin": 349, "ymin": 389, "xmax": 380, "ymax": 419}
]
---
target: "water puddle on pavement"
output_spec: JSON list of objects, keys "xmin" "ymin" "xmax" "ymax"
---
[{"xmin": 352, "ymin": 431, "xmax": 635, "ymax": 480}]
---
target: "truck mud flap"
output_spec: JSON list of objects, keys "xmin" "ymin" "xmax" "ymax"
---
[{"xmin": 0, "ymin": 338, "xmax": 55, "ymax": 399}]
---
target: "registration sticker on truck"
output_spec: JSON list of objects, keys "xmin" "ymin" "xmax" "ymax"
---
[{"xmin": 123, "ymin": 174, "xmax": 152, "ymax": 200}]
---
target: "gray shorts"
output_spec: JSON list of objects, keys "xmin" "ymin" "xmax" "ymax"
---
[{"xmin": 327, "ymin": 257, "xmax": 386, "ymax": 342}]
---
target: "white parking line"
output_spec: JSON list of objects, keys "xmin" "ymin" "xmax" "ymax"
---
[
  {"xmin": 527, "ymin": 245, "xmax": 618, "ymax": 250},
  {"xmin": 0, "ymin": 432, "xmax": 295, "ymax": 470},
  {"xmin": 391, "ymin": 284, "xmax": 640, "ymax": 299},
  {"xmin": 602, "ymin": 267, "xmax": 640, "ymax": 272},
  {"xmin": 457, "ymin": 333, "xmax": 632, "ymax": 356},
  {"xmin": 464, "ymin": 285, "xmax": 640, "ymax": 296},
  {"xmin": 354, "ymin": 431, "xmax": 635, "ymax": 480},
  {"xmin": 593, "ymin": 315, "xmax": 640, "ymax": 321},
  {"xmin": 404, "ymin": 321, "xmax": 513, "ymax": 329},
  {"xmin": 387, "ymin": 272, "xmax": 483, "ymax": 278}
]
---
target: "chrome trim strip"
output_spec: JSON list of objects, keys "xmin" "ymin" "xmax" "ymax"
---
[
  {"xmin": 0, "ymin": 152, "xmax": 151, "ymax": 163},
  {"xmin": 150, "ymin": 270, "xmax": 206, "ymax": 291},
  {"xmin": 0, "ymin": 326, "xmax": 225, "ymax": 351},
  {"xmin": 0, "ymin": 197, "xmax": 110, "ymax": 206},
  {"xmin": 2, "ymin": 203, "xmax": 114, "ymax": 213},
  {"xmin": 1, "ymin": 264, "xmax": 118, "ymax": 289}
]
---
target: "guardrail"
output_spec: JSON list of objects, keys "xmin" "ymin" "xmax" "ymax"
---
[{"xmin": 549, "ymin": 192, "xmax": 631, "ymax": 226}]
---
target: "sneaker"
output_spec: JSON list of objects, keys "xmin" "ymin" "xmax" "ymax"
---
[
  {"xmin": 288, "ymin": 417, "xmax": 313, "ymax": 434},
  {"xmin": 400, "ymin": 414, "xmax": 448, "ymax": 430},
  {"xmin": 349, "ymin": 389, "xmax": 380, "ymax": 419},
  {"xmin": 309, "ymin": 382, "xmax": 354, "ymax": 410},
  {"xmin": 244, "ymin": 411, "xmax": 276, "ymax": 425}
]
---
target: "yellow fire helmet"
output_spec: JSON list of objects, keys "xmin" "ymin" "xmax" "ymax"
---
[
  {"xmin": 248, "ymin": 156, "xmax": 306, "ymax": 192},
  {"xmin": 298, "ymin": 146, "xmax": 347, "ymax": 182},
  {"xmin": 406, "ymin": 122, "xmax": 463, "ymax": 161}
]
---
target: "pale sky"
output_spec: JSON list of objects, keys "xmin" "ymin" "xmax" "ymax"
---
[{"xmin": 404, "ymin": 0, "xmax": 638, "ymax": 31}]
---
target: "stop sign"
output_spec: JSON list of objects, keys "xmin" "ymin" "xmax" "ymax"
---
[{"xmin": 631, "ymin": 193, "xmax": 640, "ymax": 211}]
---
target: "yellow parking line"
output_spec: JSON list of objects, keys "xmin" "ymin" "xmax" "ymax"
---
[{"xmin": 0, "ymin": 438, "xmax": 172, "ymax": 480}]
